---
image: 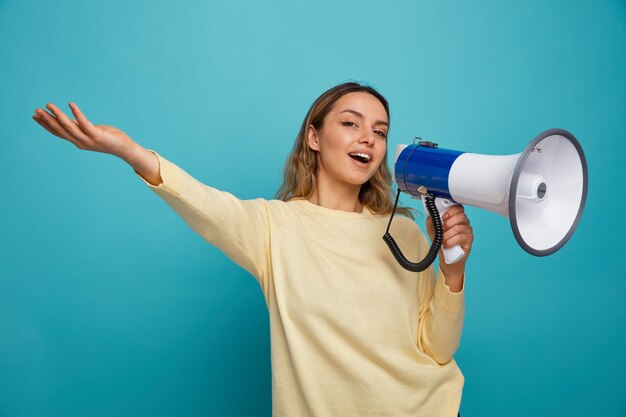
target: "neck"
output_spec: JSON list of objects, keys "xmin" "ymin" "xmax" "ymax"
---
[{"xmin": 306, "ymin": 172, "xmax": 363, "ymax": 213}]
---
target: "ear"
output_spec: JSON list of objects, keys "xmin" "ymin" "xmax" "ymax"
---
[{"xmin": 307, "ymin": 124, "xmax": 320, "ymax": 152}]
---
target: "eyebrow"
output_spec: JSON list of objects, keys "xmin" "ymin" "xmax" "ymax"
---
[{"xmin": 338, "ymin": 109, "xmax": 389, "ymax": 127}]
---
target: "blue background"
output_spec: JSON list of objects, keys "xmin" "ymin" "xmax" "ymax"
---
[{"xmin": 1, "ymin": 0, "xmax": 625, "ymax": 416}]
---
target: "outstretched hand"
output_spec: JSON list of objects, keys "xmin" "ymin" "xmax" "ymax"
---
[{"xmin": 32, "ymin": 103, "xmax": 134, "ymax": 159}]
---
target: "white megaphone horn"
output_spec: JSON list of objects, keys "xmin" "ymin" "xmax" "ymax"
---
[{"xmin": 384, "ymin": 128, "xmax": 588, "ymax": 272}]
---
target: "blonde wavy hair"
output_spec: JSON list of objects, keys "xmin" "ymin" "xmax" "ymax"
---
[{"xmin": 275, "ymin": 82, "xmax": 414, "ymax": 219}]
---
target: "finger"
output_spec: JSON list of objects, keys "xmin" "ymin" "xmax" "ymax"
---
[
  {"xmin": 46, "ymin": 103, "xmax": 90, "ymax": 142},
  {"xmin": 443, "ymin": 232, "xmax": 474, "ymax": 250},
  {"xmin": 33, "ymin": 114, "xmax": 62, "ymax": 137},
  {"xmin": 35, "ymin": 108, "xmax": 74, "ymax": 139},
  {"xmin": 33, "ymin": 112, "xmax": 82, "ymax": 148},
  {"xmin": 442, "ymin": 204, "xmax": 465, "ymax": 219},
  {"xmin": 69, "ymin": 102, "xmax": 98, "ymax": 136},
  {"xmin": 443, "ymin": 230, "xmax": 474, "ymax": 250},
  {"xmin": 443, "ymin": 224, "xmax": 473, "ymax": 242},
  {"xmin": 444, "ymin": 212, "xmax": 470, "ymax": 230}
]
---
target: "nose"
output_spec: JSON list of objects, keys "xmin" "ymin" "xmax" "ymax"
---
[{"xmin": 358, "ymin": 131, "xmax": 375, "ymax": 145}]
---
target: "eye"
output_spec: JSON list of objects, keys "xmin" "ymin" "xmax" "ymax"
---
[
  {"xmin": 340, "ymin": 121, "xmax": 358, "ymax": 127},
  {"xmin": 375, "ymin": 130, "xmax": 387, "ymax": 139}
]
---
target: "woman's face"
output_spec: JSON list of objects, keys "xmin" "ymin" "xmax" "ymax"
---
[{"xmin": 307, "ymin": 92, "xmax": 389, "ymax": 189}]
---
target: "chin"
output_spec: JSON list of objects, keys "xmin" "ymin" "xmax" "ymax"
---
[{"xmin": 346, "ymin": 174, "xmax": 375, "ymax": 187}]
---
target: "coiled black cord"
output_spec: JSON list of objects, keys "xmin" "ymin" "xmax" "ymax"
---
[{"xmin": 382, "ymin": 188, "xmax": 443, "ymax": 272}]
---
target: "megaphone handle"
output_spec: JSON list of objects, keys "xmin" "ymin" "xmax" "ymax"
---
[{"xmin": 421, "ymin": 197, "xmax": 466, "ymax": 265}]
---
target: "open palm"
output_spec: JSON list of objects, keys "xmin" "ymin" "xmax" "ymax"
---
[{"xmin": 32, "ymin": 103, "xmax": 133, "ymax": 158}]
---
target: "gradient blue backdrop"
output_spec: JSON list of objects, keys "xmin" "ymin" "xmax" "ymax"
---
[{"xmin": 1, "ymin": 0, "xmax": 625, "ymax": 416}]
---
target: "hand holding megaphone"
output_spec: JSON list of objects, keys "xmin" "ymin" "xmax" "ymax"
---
[{"xmin": 423, "ymin": 198, "xmax": 467, "ymax": 264}]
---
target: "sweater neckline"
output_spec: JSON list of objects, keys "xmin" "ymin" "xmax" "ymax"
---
[{"xmin": 291, "ymin": 198, "xmax": 375, "ymax": 218}]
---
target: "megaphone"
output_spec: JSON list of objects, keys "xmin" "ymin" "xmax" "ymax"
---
[{"xmin": 384, "ymin": 128, "xmax": 588, "ymax": 272}]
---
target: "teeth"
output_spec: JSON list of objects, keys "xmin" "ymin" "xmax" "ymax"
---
[{"xmin": 349, "ymin": 152, "xmax": 371, "ymax": 161}]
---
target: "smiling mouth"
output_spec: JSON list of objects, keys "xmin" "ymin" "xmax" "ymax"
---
[{"xmin": 348, "ymin": 153, "xmax": 371, "ymax": 163}]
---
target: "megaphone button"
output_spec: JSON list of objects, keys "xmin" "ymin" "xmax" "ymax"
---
[{"xmin": 417, "ymin": 140, "xmax": 438, "ymax": 148}]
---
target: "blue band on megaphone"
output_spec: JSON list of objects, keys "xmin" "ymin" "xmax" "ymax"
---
[{"xmin": 395, "ymin": 144, "xmax": 464, "ymax": 200}]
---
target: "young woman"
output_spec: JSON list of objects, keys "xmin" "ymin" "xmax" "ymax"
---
[{"xmin": 33, "ymin": 82, "xmax": 473, "ymax": 417}]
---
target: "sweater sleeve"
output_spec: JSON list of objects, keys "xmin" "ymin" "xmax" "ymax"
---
[
  {"xmin": 134, "ymin": 150, "xmax": 271, "ymax": 289},
  {"xmin": 416, "ymin": 230, "xmax": 466, "ymax": 364}
]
